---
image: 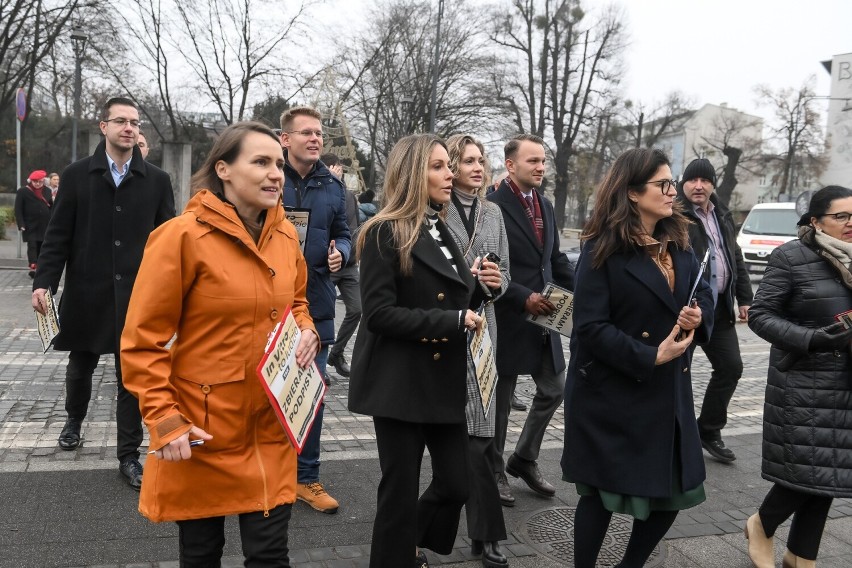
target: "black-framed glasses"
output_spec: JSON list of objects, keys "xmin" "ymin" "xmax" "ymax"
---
[
  {"xmin": 103, "ymin": 118, "xmax": 142, "ymax": 128},
  {"xmin": 647, "ymin": 179, "xmax": 677, "ymax": 194},
  {"xmin": 286, "ymin": 129, "xmax": 325, "ymax": 139},
  {"xmin": 821, "ymin": 211, "xmax": 852, "ymax": 223}
]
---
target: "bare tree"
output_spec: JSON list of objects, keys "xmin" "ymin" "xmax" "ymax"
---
[
  {"xmin": 697, "ymin": 111, "xmax": 763, "ymax": 207},
  {"xmin": 490, "ymin": 0, "xmax": 626, "ymax": 229},
  {"xmin": 755, "ymin": 77, "xmax": 826, "ymax": 199},
  {"xmin": 339, "ymin": 0, "xmax": 505, "ymax": 191}
]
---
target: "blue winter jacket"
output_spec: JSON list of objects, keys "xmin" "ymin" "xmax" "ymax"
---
[{"xmin": 282, "ymin": 158, "xmax": 351, "ymax": 344}]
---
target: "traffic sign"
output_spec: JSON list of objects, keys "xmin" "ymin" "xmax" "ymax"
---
[{"xmin": 15, "ymin": 88, "xmax": 26, "ymax": 122}]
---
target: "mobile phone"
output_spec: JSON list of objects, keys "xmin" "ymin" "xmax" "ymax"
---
[{"xmin": 484, "ymin": 252, "xmax": 500, "ymax": 264}]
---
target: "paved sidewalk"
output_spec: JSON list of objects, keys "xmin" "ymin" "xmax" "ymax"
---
[{"xmin": 1, "ymin": 232, "xmax": 851, "ymax": 567}]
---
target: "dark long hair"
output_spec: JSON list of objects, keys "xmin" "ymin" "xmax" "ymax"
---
[{"xmin": 582, "ymin": 148, "xmax": 690, "ymax": 268}]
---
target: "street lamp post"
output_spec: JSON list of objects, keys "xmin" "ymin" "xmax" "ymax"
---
[
  {"xmin": 401, "ymin": 96, "xmax": 414, "ymax": 134},
  {"xmin": 428, "ymin": 0, "xmax": 444, "ymax": 133},
  {"xmin": 70, "ymin": 27, "xmax": 88, "ymax": 163}
]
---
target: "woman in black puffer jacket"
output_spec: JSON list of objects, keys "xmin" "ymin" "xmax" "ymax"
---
[{"xmin": 746, "ymin": 185, "xmax": 852, "ymax": 568}]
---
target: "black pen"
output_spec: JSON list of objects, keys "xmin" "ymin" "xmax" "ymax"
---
[{"xmin": 148, "ymin": 439, "xmax": 205, "ymax": 454}]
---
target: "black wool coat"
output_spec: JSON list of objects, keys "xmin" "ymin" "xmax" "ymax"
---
[
  {"xmin": 748, "ymin": 234, "xmax": 852, "ymax": 498},
  {"xmin": 486, "ymin": 180, "xmax": 574, "ymax": 376},
  {"xmin": 14, "ymin": 185, "xmax": 53, "ymax": 242},
  {"xmin": 33, "ymin": 142, "xmax": 175, "ymax": 354},
  {"xmin": 676, "ymin": 191, "xmax": 753, "ymax": 321},
  {"xmin": 348, "ymin": 220, "xmax": 478, "ymax": 424},
  {"xmin": 561, "ymin": 239, "xmax": 714, "ymax": 498}
]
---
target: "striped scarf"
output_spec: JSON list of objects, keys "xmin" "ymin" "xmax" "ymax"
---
[
  {"xmin": 426, "ymin": 203, "xmax": 459, "ymax": 274},
  {"xmin": 507, "ymin": 178, "xmax": 543, "ymax": 246}
]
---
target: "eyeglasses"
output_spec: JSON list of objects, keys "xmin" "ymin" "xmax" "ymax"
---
[
  {"xmin": 647, "ymin": 179, "xmax": 678, "ymax": 194},
  {"xmin": 286, "ymin": 129, "xmax": 325, "ymax": 139},
  {"xmin": 821, "ymin": 212, "xmax": 852, "ymax": 223},
  {"xmin": 103, "ymin": 118, "xmax": 143, "ymax": 128}
]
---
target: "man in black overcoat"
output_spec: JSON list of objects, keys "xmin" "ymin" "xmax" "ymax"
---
[
  {"xmin": 32, "ymin": 97, "xmax": 175, "ymax": 490},
  {"xmin": 486, "ymin": 134, "xmax": 574, "ymax": 505}
]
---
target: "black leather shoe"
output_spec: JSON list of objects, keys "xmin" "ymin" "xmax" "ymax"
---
[
  {"xmin": 510, "ymin": 395, "xmax": 527, "ymax": 412},
  {"xmin": 471, "ymin": 540, "xmax": 508, "ymax": 568},
  {"xmin": 58, "ymin": 418, "xmax": 83, "ymax": 450},
  {"xmin": 415, "ymin": 549, "xmax": 429, "ymax": 567},
  {"xmin": 506, "ymin": 453, "xmax": 555, "ymax": 497},
  {"xmin": 701, "ymin": 438, "xmax": 736, "ymax": 463},
  {"xmin": 496, "ymin": 472, "xmax": 515, "ymax": 507},
  {"xmin": 328, "ymin": 351, "xmax": 351, "ymax": 377},
  {"xmin": 119, "ymin": 458, "xmax": 143, "ymax": 491}
]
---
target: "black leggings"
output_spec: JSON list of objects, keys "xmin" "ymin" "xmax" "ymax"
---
[
  {"xmin": 573, "ymin": 493, "xmax": 678, "ymax": 568},
  {"xmin": 758, "ymin": 484, "xmax": 833, "ymax": 560}
]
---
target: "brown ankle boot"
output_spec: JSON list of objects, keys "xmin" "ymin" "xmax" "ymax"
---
[
  {"xmin": 745, "ymin": 513, "xmax": 774, "ymax": 568},
  {"xmin": 782, "ymin": 549, "xmax": 816, "ymax": 568}
]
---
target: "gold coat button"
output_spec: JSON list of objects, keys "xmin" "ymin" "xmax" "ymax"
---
[
  {"xmin": 641, "ymin": 331, "xmax": 650, "ymax": 338},
  {"xmin": 421, "ymin": 338, "xmax": 429, "ymax": 343},
  {"xmin": 270, "ymin": 309, "xmax": 279, "ymax": 320},
  {"xmin": 682, "ymin": 367, "xmax": 689, "ymax": 373},
  {"xmin": 201, "ymin": 385, "xmax": 211, "ymax": 394},
  {"xmin": 441, "ymin": 337, "xmax": 448, "ymax": 342},
  {"xmin": 433, "ymin": 353, "xmax": 441, "ymax": 361},
  {"xmin": 432, "ymin": 339, "xmax": 438, "ymax": 343},
  {"xmin": 437, "ymin": 292, "xmax": 445, "ymax": 301}
]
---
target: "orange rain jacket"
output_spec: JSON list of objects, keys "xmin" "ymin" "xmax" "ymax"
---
[{"xmin": 121, "ymin": 189, "xmax": 315, "ymax": 522}]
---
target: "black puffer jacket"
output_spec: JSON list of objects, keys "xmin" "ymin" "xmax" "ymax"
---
[{"xmin": 748, "ymin": 228, "xmax": 852, "ymax": 497}]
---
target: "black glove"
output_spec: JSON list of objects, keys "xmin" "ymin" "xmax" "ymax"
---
[{"xmin": 809, "ymin": 322, "xmax": 852, "ymax": 351}]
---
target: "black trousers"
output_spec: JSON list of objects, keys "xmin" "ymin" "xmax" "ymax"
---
[
  {"xmin": 65, "ymin": 350, "xmax": 142, "ymax": 461},
  {"xmin": 465, "ymin": 436, "xmax": 507, "ymax": 542},
  {"xmin": 758, "ymin": 484, "xmax": 833, "ymax": 560},
  {"xmin": 696, "ymin": 305, "xmax": 743, "ymax": 440},
  {"xmin": 26, "ymin": 240, "xmax": 42, "ymax": 266},
  {"xmin": 176, "ymin": 503, "xmax": 292, "ymax": 567},
  {"xmin": 370, "ymin": 417, "xmax": 470, "ymax": 568}
]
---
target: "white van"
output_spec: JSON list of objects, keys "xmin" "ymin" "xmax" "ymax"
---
[{"xmin": 736, "ymin": 202, "xmax": 800, "ymax": 273}]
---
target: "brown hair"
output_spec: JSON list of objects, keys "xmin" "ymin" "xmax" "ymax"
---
[
  {"xmin": 279, "ymin": 106, "xmax": 323, "ymax": 131},
  {"xmin": 446, "ymin": 134, "xmax": 491, "ymax": 197},
  {"xmin": 504, "ymin": 133, "xmax": 545, "ymax": 161},
  {"xmin": 99, "ymin": 97, "xmax": 137, "ymax": 121},
  {"xmin": 357, "ymin": 134, "xmax": 446, "ymax": 275},
  {"xmin": 582, "ymin": 147, "xmax": 690, "ymax": 268},
  {"xmin": 190, "ymin": 122, "xmax": 281, "ymax": 196}
]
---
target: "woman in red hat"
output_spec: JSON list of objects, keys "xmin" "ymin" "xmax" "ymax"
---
[{"xmin": 14, "ymin": 170, "xmax": 53, "ymax": 277}]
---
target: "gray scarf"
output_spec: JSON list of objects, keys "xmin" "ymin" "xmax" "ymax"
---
[{"xmin": 800, "ymin": 224, "xmax": 852, "ymax": 290}]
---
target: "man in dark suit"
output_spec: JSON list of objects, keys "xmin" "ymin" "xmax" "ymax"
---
[
  {"xmin": 487, "ymin": 134, "xmax": 574, "ymax": 505},
  {"xmin": 676, "ymin": 158, "xmax": 752, "ymax": 463},
  {"xmin": 32, "ymin": 97, "xmax": 175, "ymax": 490}
]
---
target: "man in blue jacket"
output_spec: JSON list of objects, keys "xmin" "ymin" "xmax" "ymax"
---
[{"xmin": 280, "ymin": 106, "xmax": 351, "ymax": 514}]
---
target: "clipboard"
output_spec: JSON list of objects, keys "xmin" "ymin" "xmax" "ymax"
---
[{"xmin": 676, "ymin": 249, "xmax": 710, "ymax": 341}]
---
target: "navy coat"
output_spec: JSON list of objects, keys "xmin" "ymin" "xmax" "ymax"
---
[
  {"xmin": 348, "ymin": 221, "xmax": 477, "ymax": 424},
  {"xmin": 282, "ymin": 158, "xmax": 351, "ymax": 344},
  {"xmin": 33, "ymin": 142, "xmax": 175, "ymax": 354},
  {"xmin": 486, "ymin": 180, "xmax": 574, "ymax": 375},
  {"xmin": 561, "ymin": 239, "xmax": 713, "ymax": 498}
]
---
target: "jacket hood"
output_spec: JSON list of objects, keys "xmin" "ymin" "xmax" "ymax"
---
[
  {"xmin": 184, "ymin": 189, "xmax": 286, "ymax": 250},
  {"xmin": 283, "ymin": 152, "xmax": 334, "ymax": 182}
]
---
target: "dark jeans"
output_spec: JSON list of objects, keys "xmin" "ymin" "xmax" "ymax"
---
[
  {"xmin": 696, "ymin": 306, "xmax": 743, "ymax": 440},
  {"xmin": 370, "ymin": 417, "xmax": 470, "ymax": 567},
  {"xmin": 329, "ymin": 264, "xmax": 362, "ymax": 357},
  {"xmin": 66, "ymin": 350, "xmax": 142, "ymax": 462},
  {"xmin": 297, "ymin": 346, "xmax": 327, "ymax": 484},
  {"xmin": 759, "ymin": 484, "xmax": 833, "ymax": 560},
  {"xmin": 176, "ymin": 503, "xmax": 292, "ymax": 567},
  {"xmin": 26, "ymin": 240, "xmax": 42, "ymax": 266}
]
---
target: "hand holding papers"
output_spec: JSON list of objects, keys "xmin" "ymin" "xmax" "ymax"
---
[
  {"xmin": 526, "ymin": 283, "xmax": 574, "ymax": 337},
  {"xmin": 35, "ymin": 289, "xmax": 60, "ymax": 353},
  {"xmin": 256, "ymin": 308, "xmax": 326, "ymax": 453},
  {"xmin": 468, "ymin": 307, "xmax": 496, "ymax": 414}
]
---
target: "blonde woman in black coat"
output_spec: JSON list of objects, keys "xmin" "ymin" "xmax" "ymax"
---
[
  {"xmin": 745, "ymin": 185, "xmax": 852, "ymax": 568},
  {"xmin": 349, "ymin": 134, "xmax": 486, "ymax": 568}
]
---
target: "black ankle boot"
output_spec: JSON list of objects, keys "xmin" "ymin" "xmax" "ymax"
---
[
  {"xmin": 471, "ymin": 540, "xmax": 508, "ymax": 568},
  {"xmin": 58, "ymin": 417, "xmax": 83, "ymax": 450}
]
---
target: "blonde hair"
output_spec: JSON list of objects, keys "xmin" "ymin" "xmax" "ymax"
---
[
  {"xmin": 279, "ymin": 106, "xmax": 322, "ymax": 131},
  {"xmin": 357, "ymin": 133, "xmax": 445, "ymax": 275},
  {"xmin": 446, "ymin": 134, "xmax": 491, "ymax": 197}
]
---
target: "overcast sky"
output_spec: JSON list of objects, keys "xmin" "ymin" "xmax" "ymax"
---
[{"xmin": 325, "ymin": 0, "xmax": 851, "ymax": 121}]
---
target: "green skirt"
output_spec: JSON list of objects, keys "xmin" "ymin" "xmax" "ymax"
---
[{"xmin": 573, "ymin": 478, "xmax": 705, "ymax": 522}]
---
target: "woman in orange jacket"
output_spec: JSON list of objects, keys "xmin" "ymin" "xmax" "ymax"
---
[{"xmin": 121, "ymin": 121, "xmax": 319, "ymax": 567}]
